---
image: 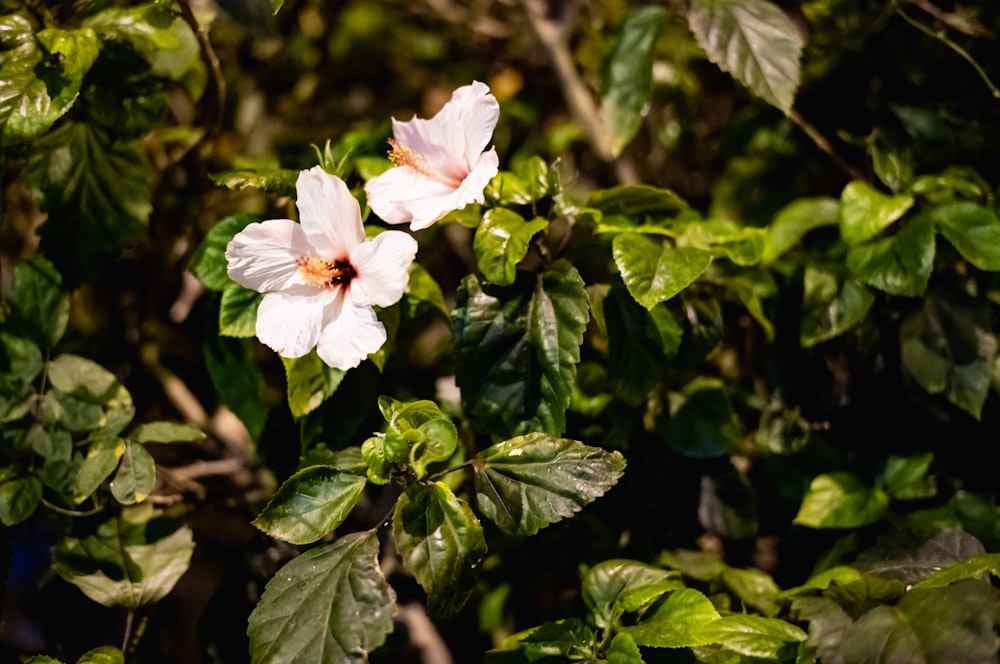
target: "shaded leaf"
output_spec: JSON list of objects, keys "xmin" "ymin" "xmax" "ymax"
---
[
  {"xmin": 73, "ymin": 436, "xmax": 125, "ymax": 503},
  {"xmin": 601, "ymin": 7, "xmax": 669, "ymax": 155},
  {"xmin": 800, "ymin": 265, "xmax": 874, "ymax": 347},
  {"xmin": 393, "ymin": 482, "xmax": 487, "ymax": 620},
  {"xmin": 900, "ymin": 287, "xmax": 997, "ymax": 418},
  {"xmin": 189, "ymin": 214, "xmax": 262, "ymax": 291},
  {"xmin": 582, "ymin": 559, "xmax": 680, "ymax": 629},
  {"xmin": 129, "ymin": 422, "xmax": 204, "ymax": 444},
  {"xmin": 253, "ymin": 465, "xmax": 366, "ymax": 545},
  {"xmin": 881, "ymin": 452, "xmax": 936, "ymax": 501},
  {"xmin": 587, "ymin": 184, "xmax": 688, "ymax": 218},
  {"xmin": 930, "ymin": 202, "xmax": 1000, "ymax": 271},
  {"xmin": 204, "ymin": 333, "xmax": 267, "ymax": 440},
  {"xmin": 687, "ymin": 0, "xmax": 803, "ymax": 113},
  {"xmin": 283, "ymin": 352, "xmax": 345, "ymax": 419},
  {"xmin": 52, "ymin": 504, "xmax": 194, "ymax": 609},
  {"xmin": 452, "ymin": 261, "xmax": 589, "ymax": 438},
  {"xmin": 613, "ymin": 235, "xmax": 712, "ymax": 309},
  {"xmin": 405, "ymin": 263, "xmax": 448, "ymax": 318},
  {"xmin": 472, "ymin": 433, "xmax": 626, "ymax": 536},
  {"xmin": 0, "ymin": 466, "xmax": 42, "ymax": 526},
  {"xmin": 846, "ymin": 213, "xmax": 935, "ymax": 296},
  {"xmin": 660, "ymin": 383, "xmax": 741, "ymax": 458},
  {"xmin": 8, "ymin": 256, "xmax": 70, "ymax": 348},
  {"xmin": 854, "ymin": 527, "xmax": 985, "ymax": 585},
  {"xmin": 110, "ymin": 439, "xmax": 156, "ymax": 505},
  {"xmin": 762, "ymin": 197, "xmax": 839, "ymax": 264},
  {"xmin": 219, "ymin": 284, "xmax": 263, "ymax": 338},
  {"xmin": 914, "ymin": 553, "xmax": 1000, "ymax": 589},
  {"xmin": 248, "ymin": 531, "xmax": 396, "ymax": 664}
]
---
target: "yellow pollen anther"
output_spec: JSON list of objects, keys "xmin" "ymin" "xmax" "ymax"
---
[
  {"xmin": 296, "ymin": 256, "xmax": 355, "ymax": 289},
  {"xmin": 387, "ymin": 138, "xmax": 431, "ymax": 176}
]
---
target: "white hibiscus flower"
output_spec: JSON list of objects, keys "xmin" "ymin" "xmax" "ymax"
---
[
  {"xmin": 226, "ymin": 167, "xmax": 418, "ymax": 370},
  {"xmin": 365, "ymin": 81, "xmax": 500, "ymax": 231}
]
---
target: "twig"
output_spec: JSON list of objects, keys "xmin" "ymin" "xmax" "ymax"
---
[
  {"xmin": 907, "ymin": 0, "xmax": 993, "ymax": 38},
  {"xmin": 174, "ymin": 0, "xmax": 227, "ymax": 157},
  {"xmin": 895, "ymin": 1, "xmax": 1000, "ymax": 99},
  {"xmin": 520, "ymin": 0, "xmax": 639, "ymax": 183},
  {"xmin": 787, "ymin": 109, "xmax": 868, "ymax": 182},
  {"xmin": 41, "ymin": 498, "xmax": 105, "ymax": 518}
]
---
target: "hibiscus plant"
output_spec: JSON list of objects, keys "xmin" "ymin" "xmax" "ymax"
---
[{"xmin": 3, "ymin": 1, "xmax": 1000, "ymax": 663}]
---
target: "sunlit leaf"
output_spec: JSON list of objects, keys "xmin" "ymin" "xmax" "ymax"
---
[
  {"xmin": 283, "ymin": 352, "xmax": 346, "ymax": 419},
  {"xmin": 795, "ymin": 472, "xmax": 889, "ymax": 528},
  {"xmin": 914, "ymin": 553, "xmax": 1000, "ymax": 589},
  {"xmin": 393, "ymin": 482, "xmax": 487, "ymax": 620},
  {"xmin": 687, "ymin": 0, "xmax": 803, "ymax": 113},
  {"xmin": 210, "ymin": 169, "xmax": 300, "ymax": 196},
  {"xmin": 76, "ymin": 646, "xmax": 125, "ymax": 664},
  {"xmin": 692, "ymin": 614, "xmax": 807, "ymax": 658},
  {"xmin": 219, "ymin": 284, "xmax": 263, "ymax": 337},
  {"xmin": 189, "ymin": 214, "xmax": 262, "ymax": 291},
  {"xmin": 846, "ymin": 213, "xmax": 935, "ymax": 296},
  {"xmin": 27, "ymin": 424, "xmax": 72, "ymax": 461},
  {"xmin": 473, "ymin": 208, "xmax": 548, "ymax": 286},
  {"xmin": 0, "ymin": 466, "xmax": 42, "ymax": 526},
  {"xmin": 73, "ymin": 436, "xmax": 125, "ymax": 503},
  {"xmin": 900, "ymin": 288, "xmax": 997, "ymax": 418},
  {"xmin": 762, "ymin": 197, "xmax": 839, "ymax": 264},
  {"xmin": 248, "ymin": 531, "xmax": 396, "ymax": 664},
  {"xmin": 52, "ymin": 504, "xmax": 194, "ymax": 609},
  {"xmin": 109, "ymin": 440, "xmax": 156, "ymax": 505},
  {"xmin": 620, "ymin": 588, "xmax": 720, "ymax": 647},
  {"xmin": 128, "ymin": 422, "xmax": 205, "ymax": 444},
  {"xmin": 587, "ymin": 184, "xmax": 688, "ymax": 218},
  {"xmin": 600, "ymin": 7, "xmax": 669, "ymax": 155},
  {"xmin": 930, "ymin": 201, "xmax": 1000, "ymax": 271},
  {"xmin": 839, "ymin": 180, "xmax": 914, "ymax": 245},
  {"xmin": 453, "ymin": 261, "xmax": 589, "ymax": 438},
  {"xmin": 606, "ymin": 633, "xmax": 643, "ymax": 664},
  {"xmin": 613, "ymin": 235, "xmax": 712, "ymax": 309},
  {"xmin": 582, "ymin": 559, "xmax": 680, "ymax": 629},
  {"xmin": 472, "ymin": 433, "xmax": 626, "ymax": 535},
  {"xmin": 253, "ymin": 465, "xmax": 366, "ymax": 545}
]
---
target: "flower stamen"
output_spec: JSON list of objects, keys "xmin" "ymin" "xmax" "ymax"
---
[
  {"xmin": 297, "ymin": 256, "xmax": 356, "ymax": 289},
  {"xmin": 387, "ymin": 138, "xmax": 431, "ymax": 177}
]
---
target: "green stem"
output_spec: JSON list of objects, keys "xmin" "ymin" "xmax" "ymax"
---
[{"xmin": 894, "ymin": 2, "xmax": 1000, "ymax": 99}]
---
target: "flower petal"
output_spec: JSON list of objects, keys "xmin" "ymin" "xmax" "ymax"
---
[
  {"xmin": 255, "ymin": 286, "xmax": 338, "ymax": 358},
  {"xmin": 350, "ymin": 230, "xmax": 418, "ymax": 307},
  {"xmin": 226, "ymin": 219, "xmax": 310, "ymax": 292},
  {"xmin": 295, "ymin": 166, "xmax": 364, "ymax": 258},
  {"xmin": 365, "ymin": 166, "xmax": 457, "ymax": 227},
  {"xmin": 453, "ymin": 81, "xmax": 500, "ymax": 167},
  {"xmin": 315, "ymin": 298, "xmax": 387, "ymax": 370}
]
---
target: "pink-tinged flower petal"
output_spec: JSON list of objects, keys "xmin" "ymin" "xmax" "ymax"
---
[
  {"xmin": 454, "ymin": 81, "xmax": 500, "ymax": 167},
  {"xmin": 350, "ymin": 230, "xmax": 418, "ymax": 307},
  {"xmin": 295, "ymin": 166, "xmax": 364, "ymax": 258},
  {"xmin": 255, "ymin": 286, "xmax": 339, "ymax": 358},
  {"xmin": 365, "ymin": 167, "xmax": 458, "ymax": 227},
  {"xmin": 226, "ymin": 219, "xmax": 310, "ymax": 292},
  {"xmin": 315, "ymin": 297, "xmax": 387, "ymax": 370}
]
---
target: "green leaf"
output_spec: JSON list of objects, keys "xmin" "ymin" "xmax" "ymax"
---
[
  {"xmin": 839, "ymin": 180, "xmax": 914, "ymax": 245},
  {"xmin": 405, "ymin": 263, "xmax": 448, "ymax": 318},
  {"xmin": 76, "ymin": 646, "xmax": 125, "ymax": 664},
  {"xmin": 51, "ymin": 504, "xmax": 194, "ymax": 608},
  {"xmin": 253, "ymin": 465, "xmax": 366, "ymax": 545},
  {"xmin": 189, "ymin": 214, "xmax": 262, "ymax": 291},
  {"xmin": 913, "ymin": 553, "xmax": 1000, "ymax": 589},
  {"xmin": 204, "ymin": 334, "xmax": 267, "ymax": 440},
  {"xmin": 846, "ymin": 213, "xmax": 935, "ymax": 297},
  {"xmin": 794, "ymin": 472, "xmax": 889, "ymax": 528},
  {"xmin": 379, "ymin": 398, "xmax": 458, "ymax": 475},
  {"xmin": 283, "ymin": 352, "xmax": 346, "ymax": 419},
  {"xmin": 800, "ymin": 265, "xmax": 874, "ymax": 347},
  {"xmin": 722, "ymin": 567, "xmax": 783, "ymax": 617},
  {"xmin": 472, "ymin": 433, "xmax": 626, "ymax": 535},
  {"xmin": 881, "ymin": 452, "xmax": 935, "ymax": 501},
  {"xmin": 8, "ymin": 256, "xmax": 70, "ymax": 348},
  {"xmin": 453, "ymin": 261, "xmax": 589, "ymax": 438},
  {"xmin": 620, "ymin": 588, "xmax": 721, "ymax": 647},
  {"xmin": 485, "ymin": 171, "xmax": 534, "ymax": 206},
  {"xmin": 0, "ymin": 466, "xmax": 42, "ymax": 526},
  {"xmin": 36, "ymin": 26, "xmax": 101, "ymax": 118},
  {"xmin": 679, "ymin": 219, "xmax": 766, "ymax": 266},
  {"xmin": 606, "ymin": 633, "xmax": 644, "ymax": 664},
  {"xmin": 0, "ymin": 330, "xmax": 44, "ymax": 384},
  {"xmin": 248, "ymin": 530, "xmax": 396, "ymax": 664},
  {"xmin": 692, "ymin": 614, "xmax": 807, "ymax": 658},
  {"xmin": 930, "ymin": 201, "xmax": 1000, "ymax": 271},
  {"xmin": 48, "ymin": 354, "xmax": 119, "ymax": 402},
  {"xmin": 582, "ymin": 559, "xmax": 680, "ymax": 630},
  {"xmin": 393, "ymin": 482, "xmax": 487, "ymax": 620},
  {"xmin": 210, "ymin": 169, "xmax": 300, "ymax": 196},
  {"xmin": 587, "ymin": 184, "xmax": 688, "ymax": 218},
  {"xmin": 520, "ymin": 619, "xmax": 597, "ymax": 660},
  {"xmin": 900, "ymin": 287, "xmax": 997, "ymax": 418},
  {"xmin": 25, "ymin": 656, "xmax": 63, "ymax": 664},
  {"xmin": 73, "ymin": 436, "xmax": 125, "ymax": 503},
  {"xmin": 762, "ymin": 197, "xmax": 839, "ymax": 264},
  {"xmin": 854, "ymin": 528, "xmax": 985, "ymax": 586},
  {"xmin": 613, "ymin": 235, "xmax": 712, "ymax": 309},
  {"xmin": 26, "ymin": 122, "xmax": 151, "ymax": 284},
  {"xmin": 27, "ymin": 424, "xmax": 73, "ymax": 461},
  {"xmin": 219, "ymin": 284, "xmax": 263, "ymax": 337},
  {"xmin": 0, "ymin": 15, "xmax": 50, "ymax": 144},
  {"xmin": 687, "ymin": 0, "xmax": 803, "ymax": 113},
  {"xmin": 601, "ymin": 285, "xmax": 664, "ymax": 405},
  {"xmin": 660, "ymin": 382, "xmax": 742, "ymax": 458},
  {"xmin": 600, "ymin": 7, "xmax": 669, "ymax": 156},
  {"xmin": 473, "ymin": 208, "xmax": 548, "ymax": 286},
  {"xmin": 110, "ymin": 439, "xmax": 156, "ymax": 505},
  {"xmin": 129, "ymin": 422, "xmax": 205, "ymax": 444}
]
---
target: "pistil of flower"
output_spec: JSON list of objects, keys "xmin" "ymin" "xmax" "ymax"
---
[{"xmin": 296, "ymin": 256, "xmax": 356, "ymax": 289}]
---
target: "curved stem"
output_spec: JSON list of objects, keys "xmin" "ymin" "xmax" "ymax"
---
[{"xmin": 787, "ymin": 110, "xmax": 868, "ymax": 182}]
